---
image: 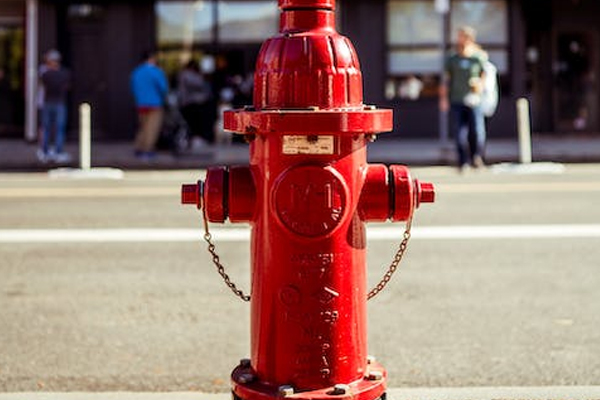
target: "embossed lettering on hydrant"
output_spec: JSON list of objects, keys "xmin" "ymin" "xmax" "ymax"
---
[{"xmin": 274, "ymin": 166, "xmax": 347, "ymax": 237}]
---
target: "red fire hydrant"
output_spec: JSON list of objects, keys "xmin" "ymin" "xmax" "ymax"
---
[{"xmin": 182, "ymin": 1, "xmax": 434, "ymax": 399}]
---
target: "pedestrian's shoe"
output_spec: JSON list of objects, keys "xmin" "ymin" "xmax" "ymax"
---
[
  {"xmin": 473, "ymin": 155, "xmax": 485, "ymax": 169},
  {"xmin": 36, "ymin": 148, "xmax": 49, "ymax": 163},
  {"xmin": 135, "ymin": 150, "xmax": 157, "ymax": 162},
  {"xmin": 54, "ymin": 152, "xmax": 72, "ymax": 163},
  {"xmin": 459, "ymin": 163, "xmax": 470, "ymax": 174}
]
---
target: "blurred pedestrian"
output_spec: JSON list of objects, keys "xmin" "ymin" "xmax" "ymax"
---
[
  {"xmin": 38, "ymin": 49, "xmax": 71, "ymax": 163},
  {"xmin": 176, "ymin": 59, "xmax": 213, "ymax": 149},
  {"xmin": 0, "ymin": 68, "xmax": 11, "ymax": 129},
  {"xmin": 130, "ymin": 49, "xmax": 168, "ymax": 160},
  {"xmin": 439, "ymin": 26, "xmax": 488, "ymax": 172},
  {"xmin": 37, "ymin": 52, "xmax": 49, "ymax": 144}
]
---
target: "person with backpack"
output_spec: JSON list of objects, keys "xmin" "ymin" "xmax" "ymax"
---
[
  {"xmin": 480, "ymin": 59, "xmax": 499, "ymax": 119},
  {"xmin": 439, "ymin": 26, "xmax": 492, "ymax": 172}
]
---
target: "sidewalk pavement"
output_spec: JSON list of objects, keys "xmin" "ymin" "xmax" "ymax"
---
[
  {"xmin": 2, "ymin": 386, "xmax": 600, "ymax": 400},
  {"xmin": 1, "ymin": 134, "xmax": 599, "ymax": 172}
]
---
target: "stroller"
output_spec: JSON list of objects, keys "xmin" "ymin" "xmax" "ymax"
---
[{"xmin": 157, "ymin": 92, "xmax": 190, "ymax": 155}]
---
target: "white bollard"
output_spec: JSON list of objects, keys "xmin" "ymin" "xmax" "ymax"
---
[
  {"xmin": 491, "ymin": 97, "xmax": 564, "ymax": 174},
  {"xmin": 48, "ymin": 101, "xmax": 123, "ymax": 179},
  {"xmin": 516, "ymin": 97, "xmax": 532, "ymax": 164},
  {"xmin": 79, "ymin": 103, "xmax": 91, "ymax": 171}
]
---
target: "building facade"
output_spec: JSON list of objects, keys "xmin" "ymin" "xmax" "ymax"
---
[{"xmin": 0, "ymin": 0, "xmax": 598, "ymax": 141}]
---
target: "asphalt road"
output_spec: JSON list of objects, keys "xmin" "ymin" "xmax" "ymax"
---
[{"xmin": 0, "ymin": 164, "xmax": 599, "ymax": 392}]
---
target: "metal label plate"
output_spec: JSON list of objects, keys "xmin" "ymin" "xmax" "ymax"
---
[{"xmin": 282, "ymin": 135, "xmax": 335, "ymax": 155}]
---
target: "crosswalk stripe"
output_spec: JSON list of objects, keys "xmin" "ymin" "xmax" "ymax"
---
[{"xmin": 0, "ymin": 224, "xmax": 599, "ymax": 243}]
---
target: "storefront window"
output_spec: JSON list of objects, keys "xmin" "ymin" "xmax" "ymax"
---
[
  {"xmin": 157, "ymin": 1, "xmax": 216, "ymax": 47},
  {"xmin": 218, "ymin": 1, "xmax": 278, "ymax": 43},
  {"xmin": 157, "ymin": 1, "xmax": 278, "ymax": 47},
  {"xmin": 386, "ymin": 0, "xmax": 443, "ymax": 100},
  {"xmin": 451, "ymin": 0, "xmax": 508, "ymax": 73},
  {"xmin": 387, "ymin": 1, "xmax": 441, "ymax": 45},
  {"xmin": 388, "ymin": 49, "xmax": 441, "ymax": 75},
  {"xmin": 386, "ymin": 0, "xmax": 508, "ymax": 100},
  {"xmin": 450, "ymin": 0, "xmax": 507, "ymax": 45},
  {"xmin": 156, "ymin": 0, "xmax": 277, "ymax": 85}
]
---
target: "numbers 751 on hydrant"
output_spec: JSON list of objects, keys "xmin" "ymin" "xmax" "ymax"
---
[{"xmin": 181, "ymin": 1, "xmax": 435, "ymax": 399}]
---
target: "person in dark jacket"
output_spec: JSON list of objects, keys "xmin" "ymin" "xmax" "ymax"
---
[
  {"xmin": 177, "ymin": 59, "xmax": 213, "ymax": 148},
  {"xmin": 38, "ymin": 49, "xmax": 71, "ymax": 163},
  {"xmin": 130, "ymin": 50, "xmax": 168, "ymax": 160}
]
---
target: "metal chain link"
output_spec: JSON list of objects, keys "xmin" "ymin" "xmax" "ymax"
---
[
  {"xmin": 200, "ymin": 197, "xmax": 413, "ymax": 303},
  {"xmin": 202, "ymin": 207, "xmax": 251, "ymax": 302},
  {"xmin": 367, "ymin": 213, "xmax": 413, "ymax": 300}
]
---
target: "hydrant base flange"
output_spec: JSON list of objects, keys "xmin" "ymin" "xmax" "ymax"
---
[{"xmin": 232, "ymin": 360, "xmax": 387, "ymax": 400}]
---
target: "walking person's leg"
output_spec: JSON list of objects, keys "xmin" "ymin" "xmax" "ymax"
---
[
  {"xmin": 38, "ymin": 104, "xmax": 56, "ymax": 162},
  {"xmin": 40, "ymin": 105, "xmax": 52, "ymax": 155},
  {"xmin": 452, "ymin": 104, "xmax": 470, "ymax": 170},
  {"xmin": 134, "ymin": 111, "xmax": 149, "ymax": 154},
  {"xmin": 471, "ymin": 105, "xmax": 486, "ymax": 167},
  {"xmin": 181, "ymin": 104, "xmax": 204, "ymax": 149},
  {"xmin": 143, "ymin": 108, "xmax": 164, "ymax": 153},
  {"xmin": 54, "ymin": 103, "xmax": 67, "ymax": 155}
]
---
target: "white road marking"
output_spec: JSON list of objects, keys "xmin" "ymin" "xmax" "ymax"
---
[
  {"xmin": 0, "ymin": 187, "xmax": 177, "ymax": 198},
  {"xmin": 0, "ymin": 224, "xmax": 599, "ymax": 243},
  {"xmin": 437, "ymin": 181, "xmax": 600, "ymax": 193},
  {"xmin": 1, "ymin": 181, "xmax": 600, "ymax": 198}
]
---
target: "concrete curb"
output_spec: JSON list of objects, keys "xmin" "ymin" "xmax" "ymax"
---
[
  {"xmin": 2, "ymin": 387, "xmax": 600, "ymax": 400},
  {"xmin": 387, "ymin": 386, "xmax": 600, "ymax": 399}
]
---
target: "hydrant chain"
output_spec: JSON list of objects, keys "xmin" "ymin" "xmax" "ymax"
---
[
  {"xmin": 202, "ymin": 208, "xmax": 251, "ymax": 302},
  {"xmin": 202, "ymin": 200, "xmax": 412, "ymax": 302},
  {"xmin": 202, "ymin": 203, "xmax": 411, "ymax": 301},
  {"xmin": 367, "ymin": 215, "xmax": 413, "ymax": 300}
]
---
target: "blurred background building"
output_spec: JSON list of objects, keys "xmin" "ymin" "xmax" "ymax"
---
[{"xmin": 0, "ymin": 0, "xmax": 597, "ymax": 142}]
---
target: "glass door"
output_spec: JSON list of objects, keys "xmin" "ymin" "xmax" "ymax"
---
[{"xmin": 553, "ymin": 29, "xmax": 598, "ymax": 131}]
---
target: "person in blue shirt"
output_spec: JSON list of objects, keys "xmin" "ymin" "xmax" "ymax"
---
[{"xmin": 130, "ymin": 50, "xmax": 168, "ymax": 160}]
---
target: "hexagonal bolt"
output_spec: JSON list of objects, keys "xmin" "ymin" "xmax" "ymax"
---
[
  {"xmin": 278, "ymin": 385, "xmax": 295, "ymax": 397},
  {"xmin": 239, "ymin": 358, "xmax": 252, "ymax": 368},
  {"xmin": 237, "ymin": 373, "xmax": 256, "ymax": 384},
  {"xmin": 367, "ymin": 370, "xmax": 383, "ymax": 381},
  {"xmin": 331, "ymin": 384, "xmax": 351, "ymax": 395}
]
